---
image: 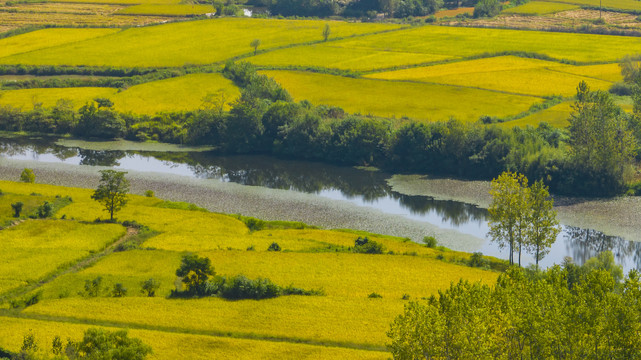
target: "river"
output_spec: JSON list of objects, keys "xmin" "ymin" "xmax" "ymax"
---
[{"xmin": 1, "ymin": 134, "xmax": 640, "ymax": 272}]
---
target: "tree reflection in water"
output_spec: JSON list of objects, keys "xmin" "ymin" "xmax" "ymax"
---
[{"xmin": 564, "ymin": 226, "xmax": 641, "ymax": 270}]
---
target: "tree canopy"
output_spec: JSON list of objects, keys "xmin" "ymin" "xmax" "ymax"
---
[{"xmin": 91, "ymin": 170, "xmax": 130, "ymax": 221}]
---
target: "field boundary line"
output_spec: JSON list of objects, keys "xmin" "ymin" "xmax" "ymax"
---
[{"xmin": 0, "ymin": 311, "xmax": 389, "ymax": 352}]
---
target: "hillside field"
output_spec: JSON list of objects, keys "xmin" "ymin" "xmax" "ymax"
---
[{"xmin": 0, "ymin": 180, "xmax": 499, "ymax": 358}]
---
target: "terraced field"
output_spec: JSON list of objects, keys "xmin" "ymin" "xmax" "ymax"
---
[
  {"xmin": 367, "ymin": 56, "xmax": 615, "ymax": 96},
  {"xmin": 0, "ymin": 179, "xmax": 499, "ymax": 358},
  {"xmin": 502, "ymin": 1, "xmax": 580, "ymax": 15},
  {"xmin": 261, "ymin": 70, "xmax": 540, "ymax": 121},
  {"xmin": 115, "ymin": 4, "xmax": 215, "ymax": 15},
  {"xmin": 0, "ymin": 87, "xmax": 119, "ymax": 110}
]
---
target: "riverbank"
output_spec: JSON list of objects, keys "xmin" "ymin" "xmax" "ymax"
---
[{"xmin": 389, "ymin": 174, "xmax": 641, "ymax": 243}]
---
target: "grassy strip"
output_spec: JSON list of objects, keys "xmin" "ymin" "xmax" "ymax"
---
[
  {"xmin": 0, "ymin": 223, "xmax": 150, "ymax": 303},
  {"xmin": 0, "ymin": 310, "xmax": 388, "ymax": 352}
]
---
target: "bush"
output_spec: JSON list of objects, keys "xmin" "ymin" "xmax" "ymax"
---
[
  {"xmin": 11, "ymin": 202, "xmax": 23, "ymax": 218},
  {"xmin": 368, "ymin": 292, "xmax": 383, "ymax": 298},
  {"xmin": 20, "ymin": 168, "xmax": 35, "ymax": 183},
  {"xmin": 84, "ymin": 276, "xmax": 103, "ymax": 297},
  {"xmin": 267, "ymin": 242, "xmax": 281, "ymax": 251},
  {"xmin": 36, "ymin": 201, "xmax": 53, "ymax": 218},
  {"xmin": 609, "ymin": 81, "xmax": 633, "ymax": 96},
  {"xmin": 218, "ymin": 275, "xmax": 281, "ymax": 300},
  {"xmin": 469, "ymin": 252, "xmax": 488, "ymax": 267},
  {"xmin": 422, "ymin": 236, "xmax": 437, "ymax": 248},
  {"xmin": 352, "ymin": 237, "xmax": 385, "ymax": 254},
  {"xmin": 474, "ymin": 0, "xmax": 501, "ymax": 17},
  {"xmin": 144, "ymin": 190, "xmax": 155, "ymax": 197},
  {"xmin": 112, "ymin": 283, "xmax": 128, "ymax": 297},
  {"xmin": 140, "ymin": 278, "xmax": 161, "ymax": 297}
]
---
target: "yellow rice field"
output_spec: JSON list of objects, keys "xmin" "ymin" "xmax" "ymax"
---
[
  {"xmin": 0, "ymin": 19, "xmax": 402, "ymax": 67},
  {"xmin": 0, "ymin": 316, "xmax": 389, "ymax": 360},
  {"xmin": 502, "ymin": 1, "xmax": 580, "ymax": 15},
  {"xmin": 261, "ymin": 70, "xmax": 541, "ymax": 122},
  {"xmin": 0, "ymin": 87, "xmax": 119, "ymax": 110},
  {"xmin": 116, "ymin": 4, "xmax": 215, "ymax": 15},
  {"xmin": 367, "ymin": 56, "xmax": 613, "ymax": 96},
  {"xmin": 112, "ymin": 73, "xmax": 240, "ymax": 114},
  {"xmin": 0, "ymin": 28, "xmax": 119, "ymax": 59}
]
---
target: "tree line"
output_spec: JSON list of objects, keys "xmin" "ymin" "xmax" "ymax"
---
[
  {"xmin": 0, "ymin": 61, "xmax": 638, "ymax": 197},
  {"xmin": 388, "ymin": 252, "xmax": 640, "ymax": 359}
]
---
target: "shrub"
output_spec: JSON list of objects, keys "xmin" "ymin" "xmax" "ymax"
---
[
  {"xmin": 218, "ymin": 275, "xmax": 281, "ymax": 300},
  {"xmin": 144, "ymin": 190, "xmax": 155, "ymax": 197},
  {"xmin": 352, "ymin": 237, "xmax": 385, "ymax": 254},
  {"xmin": 609, "ymin": 81, "xmax": 633, "ymax": 96},
  {"xmin": 20, "ymin": 168, "xmax": 35, "ymax": 183},
  {"xmin": 112, "ymin": 283, "xmax": 128, "ymax": 297},
  {"xmin": 402, "ymin": 293, "xmax": 410, "ymax": 300},
  {"xmin": 422, "ymin": 236, "xmax": 437, "ymax": 248},
  {"xmin": 140, "ymin": 278, "xmax": 161, "ymax": 297},
  {"xmin": 11, "ymin": 202, "xmax": 23, "ymax": 217},
  {"xmin": 84, "ymin": 276, "xmax": 103, "ymax": 297},
  {"xmin": 267, "ymin": 242, "xmax": 281, "ymax": 251},
  {"xmin": 368, "ymin": 292, "xmax": 383, "ymax": 298},
  {"xmin": 36, "ymin": 201, "xmax": 53, "ymax": 218},
  {"xmin": 469, "ymin": 252, "xmax": 488, "ymax": 267}
]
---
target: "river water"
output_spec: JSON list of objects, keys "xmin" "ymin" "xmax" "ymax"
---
[{"xmin": 1, "ymin": 135, "xmax": 640, "ymax": 272}]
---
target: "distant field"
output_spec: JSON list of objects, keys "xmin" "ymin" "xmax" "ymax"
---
[
  {"xmin": 0, "ymin": 316, "xmax": 389, "ymax": 360},
  {"xmin": 367, "ymin": 56, "xmax": 613, "ymax": 96},
  {"xmin": 542, "ymin": 0, "xmax": 641, "ymax": 11},
  {"xmin": 0, "ymin": 19, "xmax": 402, "ymax": 67},
  {"xmin": 55, "ymin": 0, "xmax": 181, "ymax": 4},
  {"xmin": 502, "ymin": 1, "xmax": 579, "ymax": 15},
  {"xmin": 116, "ymin": 4, "xmax": 215, "ymax": 15},
  {"xmin": 261, "ymin": 70, "xmax": 541, "ymax": 122},
  {"xmin": 112, "ymin": 73, "xmax": 240, "ymax": 114},
  {"xmin": 499, "ymin": 102, "xmax": 574, "ymax": 128},
  {"xmin": 434, "ymin": 7, "xmax": 474, "ymax": 18},
  {"xmin": 552, "ymin": 63, "xmax": 622, "ymax": 82},
  {"xmin": 0, "ymin": 87, "xmax": 119, "ymax": 110},
  {"xmin": 0, "ymin": 28, "xmax": 119, "ymax": 59},
  {"xmin": 247, "ymin": 25, "xmax": 641, "ymax": 72}
]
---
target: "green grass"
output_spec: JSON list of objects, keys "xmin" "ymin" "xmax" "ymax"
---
[
  {"xmin": 112, "ymin": 73, "xmax": 240, "ymax": 114},
  {"xmin": 502, "ymin": 1, "xmax": 580, "ymax": 15},
  {"xmin": 261, "ymin": 70, "xmax": 541, "ymax": 122},
  {"xmin": 0, "ymin": 28, "xmax": 119, "ymax": 59},
  {"xmin": 0, "ymin": 87, "xmax": 118, "ymax": 110},
  {"xmin": 0, "ymin": 19, "xmax": 402, "ymax": 67},
  {"xmin": 367, "ymin": 56, "xmax": 613, "ymax": 97},
  {"xmin": 115, "ymin": 4, "xmax": 215, "ymax": 16}
]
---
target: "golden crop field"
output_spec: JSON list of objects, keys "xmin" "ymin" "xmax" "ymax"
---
[
  {"xmin": 55, "ymin": 0, "xmax": 181, "ymax": 4},
  {"xmin": 552, "ymin": 63, "xmax": 623, "ymax": 82},
  {"xmin": 0, "ymin": 19, "xmax": 402, "ymax": 67},
  {"xmin": 247, "ymin": 25, "xmax": 641, "ymax": 71},
  {"xmin": 367, "ymin": 56, "xmax": 613, "ymax": 96},
  {"xmin": 0, "ymin": 316, "xmax": 389, "ymax": 360},
  {"xmin": 0, "ymin": 28, "xmax": 119, "ymax": 59},
  {"xmin": 0, "ymin": 87, "xmax": 119, "ymax": 110},
  {"xmin": 543, "ymin": 0, "xmax": 641, "ymax": 11},
  {"xmin": 260, "ymin": 70, "xmax": 540, "ymax": 122},
  {"xmin": 112, "ymin": 73, "xmax": 240, "ymax": 114},
  {"xmin": 0, "ymin": 220, "xmax": 124, "ymax": 293},
  {"xmin": 434, "ymin": 7, "xmax": 474, "ymax": 18},
  {"xmin": 502, "ymin": 1, "xmax": 580, "ymax": 15},
  {"xmin": 116, "ymin": 4, "xmax": 215, "ymax": 15},
  {"xmin": 0, "ymin": 192, "xmax": 56, "ymax": 224},
  {"xmin": 500, "ymin": 101, "xmax": 574, "ymax": 128}
]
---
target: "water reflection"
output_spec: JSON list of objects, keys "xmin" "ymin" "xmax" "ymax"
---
[{"xmin": 1, "ymin": 135, "xmax": 639, "ymax": 272}]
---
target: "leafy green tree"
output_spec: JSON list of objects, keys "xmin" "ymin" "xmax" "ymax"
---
[
  {"xmin": 250, "ymin": 39, "xmax": 261, "ymax": 55},
  {"xmin": 75, "ymin": 101, "xmax": 125, "ymax": 139},
  {"xmin": 488, "ymin": 171, "xmax": 529, "ymax": 265},
  {"xmin": 20, "ymin": 168, "xmax": 35, "ymax": 183},
  {"xmin": 112, "ymin": 283, "xmax": 127, "ymax": 297},
  {"xmin": 91, "ymin": 170, "xmax": 130, "ymax": 221},
  {"xmin": 140, "ymin": 278, "xmax": 161, "ymax": 297},
  {"xmin": 526, "ymin": 180, "xmax": 560, "ymax": 267},
  {"xmin": 84, "ymin": 276, "xmax": 103, "ymax": 297},
  {"xmin": 36, "ymin": 201, "xmax": 53, "ymax": 218},
  {"xmin": 473, "ymin": 0, "xmax": 501, "ymax": 17},
  {"xmin": 11, "ymin": 202, "xmax": 23, "ymax": 218},
  {"xmin": 68, "ymin": 328, "xmax": 152, "ymax": 360},
  {"xmin": 568, "ymin": 81, "xmax": 636, "ymax": 194},
  {"xmin": 175, "ymin": 254, "xmax": 215, "ymax": 295},
  {"xmin": 322, "ymin": 23, "xmax": 331, "ymax": 41}
]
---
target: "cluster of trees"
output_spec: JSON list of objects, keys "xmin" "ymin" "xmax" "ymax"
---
[
  {"xmin": 488, "ymin": 171, "xmax": 560, "ymax": 267},
  {"xmin": 388, "ymin": 252, "xmax": 641, "ymax": 359},
  {"xmin": 2, "ymin": 328, "xmax": 151, "ymax": 360},
  {"xmin": 1, "ymin": 62, "xmax": 638, "ymax": 197},
  {"xmin": 246, "ymin": 0, "xmax": 444, "ymax": 18},
  {"xmin": 172, "ymin": 254, "xmax": 322, "ymax": 299},
  {"xmin": 79, "ymin": 276, "xmax": 160, "ymax": 298}
]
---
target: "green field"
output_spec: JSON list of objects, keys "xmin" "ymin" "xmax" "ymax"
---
[
  {"xmin": 0, "ymin": 19, "xmax": 401, "ymax": 67},
  {"xmin": 261, "ymin": 70, "xmax": 541, "ymax": 121},
  {"xmin": 0, "ymin": 180, "xmax": 499, "ymax": 357},
  {"xmin": 499, "ymin": 101, "xmax": 574, "ymax": 128},
  {"xmin": 116, "ymin": 4, "xmax": 215, "ymax": 16},
  {"xmin": 502, "ymin": 1, "xmax": 580, "ymax": 15},
  {"xmin": 541, "ymin": 0, "xmax": 641, "ymax": 11},
  {"xmin": 55, "ymin": 0, "xmax": 181, "ymax": 4},
  {"xmin": 367, "ymin": 56, "xmax": 613, "ymax": 96}
]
